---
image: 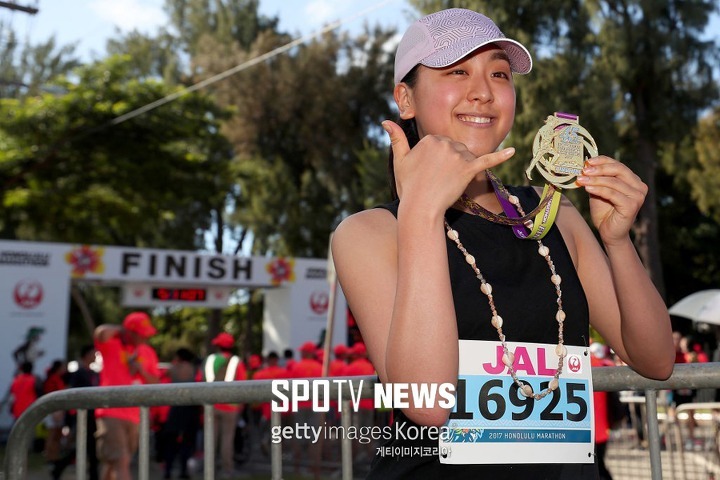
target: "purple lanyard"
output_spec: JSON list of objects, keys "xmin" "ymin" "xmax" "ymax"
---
[{"xmin": 487, "ymin": 172, "xmax": 531, "ymax": 239}]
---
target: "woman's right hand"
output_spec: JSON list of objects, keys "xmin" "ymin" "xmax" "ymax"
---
[{"xmin": 383, "ymin": 120, "xmax": 515, "ymax": 213}]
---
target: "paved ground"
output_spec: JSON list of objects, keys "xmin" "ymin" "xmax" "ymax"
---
[{"xmin": 6, "ymin": 422, "xmax": 720, "ymax": 480}]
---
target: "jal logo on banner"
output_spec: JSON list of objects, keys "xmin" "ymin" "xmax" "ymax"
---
[
  {"xmin": 309, "ymin": 291, "xmax": 329, "ymax": 315},
  {"xmin": 13, "ymin": 279, "xmax": 43, "ymax": 309}
]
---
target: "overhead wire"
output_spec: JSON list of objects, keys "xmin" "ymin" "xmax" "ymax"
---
[
  {"xmin": 2, "ymin": 0, "xmax": 402, "ymax": 189},
  {"xmin": 109, "ymin": 0, "xmax": 400, "ymax": 127}
]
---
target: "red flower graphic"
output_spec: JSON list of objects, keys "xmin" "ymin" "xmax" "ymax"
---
[
  {"xmin": 65, "ymin": 245, "xmax": 105, "ymax": 278},
  {"xmin": 265, "ymin": 258, "xmax": 295, "ymax": 286}
]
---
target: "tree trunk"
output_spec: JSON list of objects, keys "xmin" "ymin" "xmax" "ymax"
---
[
  {"xmin": 70, "ymin": 285, "xmax": 96, "ymax": 337},
  {"xmin": 206, "ymin": 309, "xmax": 221, "ymax": 354},
  {"xmin": 632, "ymin": 136, "xmax": 666, "ymax": 300}
]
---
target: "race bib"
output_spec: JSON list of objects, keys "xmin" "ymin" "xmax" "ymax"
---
[{"xmin": 439, "ymin": 340, "xmax": 594, "ymax": 464}]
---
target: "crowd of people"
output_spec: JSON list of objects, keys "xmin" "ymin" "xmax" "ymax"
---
[
  {"xmin": 5, "ymin": 319, "xmax": 718, "ymax": 480},
  {"xmin": 5, "ymin": 311, "xmax": 379, "ymax": 480}
]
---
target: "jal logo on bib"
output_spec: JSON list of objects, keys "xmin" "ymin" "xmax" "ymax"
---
[{"xmin": 567, "ymin": 354, "xmax": 582, "ymax": 373}]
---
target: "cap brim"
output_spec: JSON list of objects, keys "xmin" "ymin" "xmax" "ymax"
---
[
  {"xmin": 138, "ymin": 327, "xmax": 156, "ymax": 338},
  {"xmin": 421, "ymin": 38, "xmax": 532, "ymax": 75}
]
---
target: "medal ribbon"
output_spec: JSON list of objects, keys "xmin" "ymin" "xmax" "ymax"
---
[{"xmin": 488, "ymin": 172, "xmax": 561, "ymax": 240}]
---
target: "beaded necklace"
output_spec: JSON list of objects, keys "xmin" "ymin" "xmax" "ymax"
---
[
  {"xmin": 444, "ymin": 185, "xmax": 567, "ymax": 400},
  {"xmin": 456, "ymin": 170, "xmax": 556, "ymax": 227}
]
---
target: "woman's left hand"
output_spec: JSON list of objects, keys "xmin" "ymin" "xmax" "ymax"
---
[{"xmin": 575, "ymin": 155, "xmax": 648, "ymax": 246}]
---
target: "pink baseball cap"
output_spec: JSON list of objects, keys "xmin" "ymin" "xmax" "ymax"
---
[{"xmin": 394, "ymin": 8, "xmax": 532, "ymax": 85}]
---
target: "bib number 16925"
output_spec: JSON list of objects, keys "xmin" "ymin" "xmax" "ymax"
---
[{"xmin": 450, "ymin": 377, "xmax": 588, "ymax": 423}]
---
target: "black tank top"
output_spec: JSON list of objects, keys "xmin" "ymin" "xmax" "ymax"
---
[{"xmin": 368, "ymin": 186, "xmax": 597, "ymax": 479}]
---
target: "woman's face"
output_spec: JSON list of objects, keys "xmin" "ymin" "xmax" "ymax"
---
[{"xmin": 395, "ymin": 45, "xmax": 516, "ymax": 157}]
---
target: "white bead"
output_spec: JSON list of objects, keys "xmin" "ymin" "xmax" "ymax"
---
[
  {"xmin": 480, "ymin": 283, "xmax": 492, "ymax": 296},
  {"xmin": 551, "ymin": 274, "xmax": 562, "ymax": 285},
  {"xmin": 447, "ymin": 229, "xmax": 459, "ymax": 241},
  {"xmin": 556, "ymin": 310, "xmax": 566, "ymax": 322},
  {"xmin": 508, "ymin": 195, "xmax": 519, "ymax": 205},
  {"xmin": 538, "ymin": 245, "xmax": 549, "ymax": 257},
  {"xmin": 548, "ymin": 379, "xmax": 559, "ymax": 391},
  {"xmin": 556, "ymin": 344, "xmax": 567, "ymax": 357},
  {"xmin": 502, "ymin": 351, "xmax": 514, "ymax": 367},
  {"xmin": 521, "ymin": 384, "xmax": 534, "ymax": 398},
  {"xmin": 491, "ymin": 315, "xmax": 503, "ymax": 329},
  {"xmin": 465, "ymin": 254, "xmax": 475, "ymax": 265},
  {"xmin": 524, "ymin": 220, "xmax": 534, "ymax": 229}
]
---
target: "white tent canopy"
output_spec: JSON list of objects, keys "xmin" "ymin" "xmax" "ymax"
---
[{"xmin": 668, "ymin": 289, "xmax": 720, "ymax": 325}]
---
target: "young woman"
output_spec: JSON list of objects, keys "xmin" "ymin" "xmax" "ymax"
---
[{"xmin": 331, "ymin": 8, "xmax": 674, "ymax": 478}]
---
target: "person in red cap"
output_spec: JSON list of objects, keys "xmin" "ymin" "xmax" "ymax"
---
[
  {"xmin": 251, "ymin": 351, "xmax": 288, "ymax": 456},
  {"xmin": 326, "ymin": 345, "xmax": 350, "ymax": 431},
  {"xmin": 94, "ymin": 312, "xmax": 160, "ymax": 480},
  {"xmin": 202, "ymin": 331, "xmax": 247, "ymax": 478},
  {"xmin": 248, "ymin": 353, "xmax": 263, "ymax": 374},
  {"xmin": 329, "ymin": 344, "xmax": 349, "ymax": 377},
  {"xmin": 345, "ymin": 343, "xmax": 376, "ymax": 464},
  {"xmin": 288, "ymin": 341, "xmax": 322, "ymax": 478}
]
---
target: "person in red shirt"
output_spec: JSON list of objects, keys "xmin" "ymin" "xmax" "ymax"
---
[
  {"xmin": 248, "ymin": 354, "xmax": 263, "ymax": 376},
  {"xmin": 329, "ymin": 345, "xmax": 348, "ymax": 377},
  {"xmin": 344, "ymin": 342, "xmax": 376, "ymax": 464},
  {"xmin": 289, "ymin": 342, "xmax": 322, "ymax": 478},
  {"xmin": 326, "ymin": 345, "xmax": 349, "ymax": 427},
  {"xmin": 202, "ymin": 332, "xmax": 247, "ymax": 478},
  {"xmin": 252, "ymin": 352, "xmax": 287, "ymax": 422},
  {"xmin": 315, "ymin": 347, "xmax": 325, "ymax": 368},
  {"xmin": 589, "ymin": 342, "xmax": 614, "ymax": 480},
  {"xmin": 671, "ymin": 331, "xmax": 699, "ymax": 447},
  {"xmin": 42, "ymin": 359, "xmax": 68, "ymax": 464},
  {"xmin": 9, "ymin": 361, "xmax": 39, "ymax": 420},
  {"xmin": 94, "ymin": 312, "xmax": 160, "ymax": 480},
  {"xmin": 252, "ymin": 351, "xmax": 287, "ymax": 456}
]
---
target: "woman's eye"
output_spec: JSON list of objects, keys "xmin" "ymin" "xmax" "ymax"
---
[
  {"xmin": 450, "ymin": 69, "xmax": 467, "ymax": 75},
  {"xmin": 492, "ymin": 71, "xmax": 510, "ymax": 79}
]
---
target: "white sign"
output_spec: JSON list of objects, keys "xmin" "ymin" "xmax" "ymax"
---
[
  {"xmin": 263, "ymin": 259, "xmax": 347, "ymax": 355},
  {"xmin": 0, "ymin": 243, "xmax": 71, "ymax": 429}
]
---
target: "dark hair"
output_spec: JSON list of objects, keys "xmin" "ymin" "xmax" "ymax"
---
[
  {"xmin": 175, "ymin": 347, "xmax": 197, "ymax": 364},
  {"xmin": 80, "ymin": 344, "xmax": 95, "ymax": 358},
  {"xmin": 47, "ymin": 359, "xmax": 64, "ymax": 375},
  {"xmin": 267, "ymin": 351, "xmax": 279, "ymax": 360},
  {"xmin": 283, "ymin": 348, "xmax": 294, "ymax": 359},
  {"xmin": 389, "ymin": 65, "xmax": 421, "ymax": 200},
  {"xmin": 20, "ymin": 361, "xmax": 33, "ymax": 374}
]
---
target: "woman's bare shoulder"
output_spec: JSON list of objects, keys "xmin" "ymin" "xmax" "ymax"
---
[
  {"xmin": 334, "ymin": 207, "xmax": 397, "ymax": 242},
  {"xmin": 331, "ymin": 207, "xmax": 398, "ymax": 284}
]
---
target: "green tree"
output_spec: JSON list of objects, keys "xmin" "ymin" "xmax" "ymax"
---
[
  {"xmin": 195, "ymin": 27, "xmax": 396, "ymax": 257},
  {"xmin": 105, "ymin": 29, "xmax": 184, "ymax": 84},
  {"xmin": 0, "ymin": 21, "xmax": 80, "ymax": 98},
  {"xmin": 689, "ymin": 107, "xmax": 720, "ymax": 223},
  {"xmin": 0, "ymin": 54, "xmax": 233, "ymax": 249}
]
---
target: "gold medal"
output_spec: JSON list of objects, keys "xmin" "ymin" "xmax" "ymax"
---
[{"xmin": 526, "ymin": 112, "xmax": 598, "ymax": 189}]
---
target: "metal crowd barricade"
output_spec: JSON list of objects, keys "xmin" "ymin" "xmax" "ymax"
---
[
  {"xmin": 2, "ymin": 376, "xmax": 374, "ymax": 480},
  {"xmin": 4, "ymin": 364, "xmax": 720, "ymax": 480}
]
